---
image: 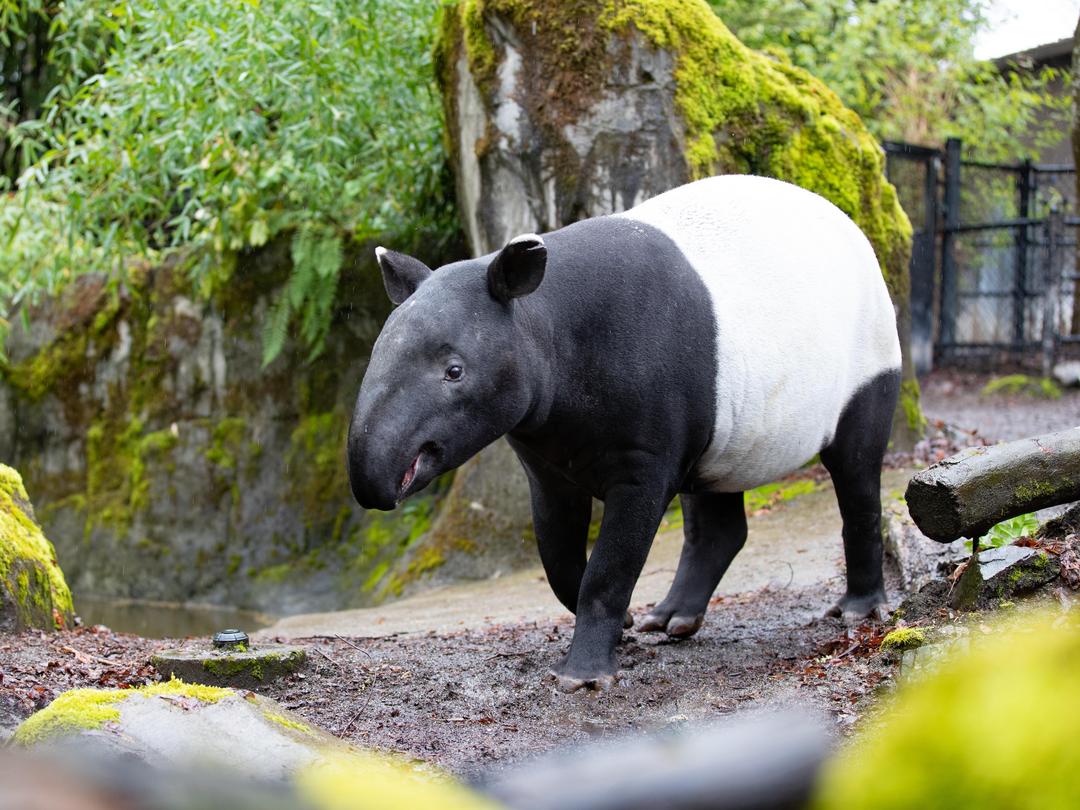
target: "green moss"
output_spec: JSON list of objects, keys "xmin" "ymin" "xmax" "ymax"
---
[
  {"xmin": 205, "ymin": 417, "xmax": 248, "ymax": 470},
  {"xmin": 139, "ymin": 677, "xmax": 232, "ymax": 703},
  {"xmin": 264, "ymin": 710, "xmax": 314, "ymax": 736},
  {"xmin": 813, "ymin": 610, "xmax": 1080, "ymax": 809},
  {"xmin": 198, "ymin": 649, "xmax": 304, "ymax": 683},
  {"xmin": 85, "ymin": 418, "xmax": 181, "ymax": 534},
  {"xmin": 286, "ymin": 411, "xmax": 350, "ymax": 524},
  {"xmin": 0, "ymin": 464, "xmax": 74, "ymax": 629},
  {"xmin": 11, "ymin": 688, "xmax": 126, "ymax": 746},
  {"xmin": 11, "ymin": 678, "xmax": 230, "ymax": 746},
  {"xmin": 899, "ymin": 378, "xmax": 927, "ymax": 435},
  {"xmin": 981, "ymin": 374, "xmax": 1063, "ymax": 400},
  {"xmin": 880, "ymin": 627, "xmax": 926, "ymax": 653},
  {"xmin": 745, "ymin": 478, "xmax": 818, "ymax": 513}
]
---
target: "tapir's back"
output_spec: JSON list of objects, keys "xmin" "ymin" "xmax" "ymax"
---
[{"xmin": 617, "ymin": 175, "xmax": 901, "ymax": 492}]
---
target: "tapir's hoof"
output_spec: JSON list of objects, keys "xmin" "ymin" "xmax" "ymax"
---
[
  {"xmin": 548, "ymin": 670, "xmax": 616, "ymax": 693},
  {"xmin": 639, "ymin": 611, "xmax": 704, "ymax": 638},
  {"xmin": 826, "ymin": 592, "xmax": 890, "ymax": 626},
  {"xmin": 624, "ymin": 611, "xmax": 634, "ymax": 630}
]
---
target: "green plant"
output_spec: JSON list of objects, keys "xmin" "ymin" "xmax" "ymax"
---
[
  {"xmin": 965, "ymin": 512, "xmax": 1039, "ymax": 552},
  {"xmin": 2, "ymin": 0, "xmax": 456, "ymax": 363},
  {"xmin": 708, "ymin": 0, "xmax": 1067, "ymax": 161}
]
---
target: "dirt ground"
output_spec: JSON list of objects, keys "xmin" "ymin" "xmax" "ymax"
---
[
  {"xmin": 0, "ymin": 581, "xmax": 897, "ymax": 779},
  {"xmin": 0, "ymin": 371, "xmax": 1076, "ymax": 777}
]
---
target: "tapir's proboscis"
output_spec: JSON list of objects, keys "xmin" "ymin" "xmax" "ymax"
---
[{"xmin": 347, "ymin": 176, "xmax": 901, "ymax": 692}]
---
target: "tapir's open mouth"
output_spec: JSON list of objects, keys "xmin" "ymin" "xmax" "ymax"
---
[{"xmin": 397, "ymin": 443, "xmax": 438, "ymax": 502}]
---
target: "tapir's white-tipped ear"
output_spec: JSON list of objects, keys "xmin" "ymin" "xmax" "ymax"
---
[
  {"xmin": 376, "ymin": 246, "xmax": 433, "ymax": 305},
  {"xmin": 488, "ymin": 233, "xmax": 546, "ymax": 304}
]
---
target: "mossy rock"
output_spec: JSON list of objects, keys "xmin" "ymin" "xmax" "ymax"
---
[
  {"xmin": 151, "ymin": 642, "xmax": 307, "ymax": 688},
  {"xmin": 12, "ymin": 678, "xmax": 496, "ymax": 807},
  {"xmin": 436, "ymin": 0, "xmax": 920, "ymax": 447},
  {"xmin": 0, "ymin": 464, "xmax": 74, "ymax": 631},
  {"xmin": 814, "ymin": 609, "xmax": 1080, "ymax": 809}
]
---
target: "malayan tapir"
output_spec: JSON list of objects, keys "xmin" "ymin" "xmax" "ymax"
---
[{"xmin": 347, "ymin": 175, "xmax": 901, "ymax": 692}]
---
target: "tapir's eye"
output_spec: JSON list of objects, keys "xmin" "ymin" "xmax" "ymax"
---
[{"xmin": 444, "ymin": 364, "xmax": 464, "ymax": 381}]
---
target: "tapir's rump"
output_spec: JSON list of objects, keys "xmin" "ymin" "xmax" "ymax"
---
[{"xmin": 616, "ymin": 175, "xmax": 901, "ymax": 492}]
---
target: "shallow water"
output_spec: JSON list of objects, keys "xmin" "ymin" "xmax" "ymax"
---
[{"xmin": 76, "ymin": 596, "xmax": 275, "ymax": 639}]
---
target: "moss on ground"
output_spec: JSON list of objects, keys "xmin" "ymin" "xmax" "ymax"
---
[
  {"xmin": 814, "ymin": 610, "xmax": 1080, "ymax": 809},
  {"xmin": 879, "ymin": 627, "xmax": 926, "ymax": 653},
  {"xmin": 0, "ymin": 464, "xmax": 74, "ymax": 630},
  {"xmin": 981, "ymin": 374, "xmax": 1063, "ymax": 400},
  {"xmin": 263, "ymin": 710, "xmax": 315, "ymax": 736}
]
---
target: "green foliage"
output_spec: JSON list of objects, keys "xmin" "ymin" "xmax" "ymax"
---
[
  {"xmin": 965, "ymin": 512, "xmax": 1039, "ymax": 552},
  {"xmin": 708, "ymin": 0, "xmax": 1068, "ymax": 160},
  {"xmin": 2, "ymin": 0, "xmax": 456, "ymax": 362}
]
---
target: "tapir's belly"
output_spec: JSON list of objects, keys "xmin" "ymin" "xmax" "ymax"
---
[{"xmin": 618, "ymin": 175, "xmax": 902, "ymax": 493}]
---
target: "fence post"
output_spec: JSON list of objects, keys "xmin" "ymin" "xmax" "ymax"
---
[
  {"xmin": 940, "ymin": 138, "xmax": 962, "ymax": 350},
  {"xmin": 1042, "ymin": 206, "xmax": 1063, "ymax": 378},
  {"xmin": 1015, "ymin": 160, "xmax": 1032, "ymax": 348}
]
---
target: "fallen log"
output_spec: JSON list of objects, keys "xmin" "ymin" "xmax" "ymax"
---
[{"xmin": 905, "ymin": 427, "xmax": 1080, "ymax": 542}]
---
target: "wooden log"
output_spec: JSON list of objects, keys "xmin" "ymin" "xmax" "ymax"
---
[{"xmin": 905, "ymin": 427, "xmax": 1080, "ymax": 542}]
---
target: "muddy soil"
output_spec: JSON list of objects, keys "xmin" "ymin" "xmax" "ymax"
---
[{"xmin": 0, "ymin": 578, "xmax": 896, "ymax": 778}]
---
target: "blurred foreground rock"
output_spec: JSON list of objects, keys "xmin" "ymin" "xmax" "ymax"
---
[{"xmin": 818, "ymin": 609, "xmax": 1080, "ymax": 808}]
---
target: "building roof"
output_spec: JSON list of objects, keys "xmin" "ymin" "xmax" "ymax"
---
[{"xmin": 994, "ymin": 36, "xmax": 1073, "ymax": 72}]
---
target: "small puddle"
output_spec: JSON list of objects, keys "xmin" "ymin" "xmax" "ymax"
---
[{"xmin": 75, "ymin": 596, "xmax": 275, "ymax": 639}]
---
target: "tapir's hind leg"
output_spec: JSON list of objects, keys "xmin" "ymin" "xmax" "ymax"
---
[
  {"xmin": 639, "ymin": 491, "xmax": 747, "ymax": 638},
  {"xmin": 820, "ymin": 369, "xmax": 901, "ymax": 625}
]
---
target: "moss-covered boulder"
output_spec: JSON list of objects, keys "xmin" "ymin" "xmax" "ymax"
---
[
  {"xmin": 436, "ymin": 0, "xmax": 921, "ymax": 447},
  {"xmin": 0, "ymin": 464, "xmax": 73, "ymax": 631},
  {"xmin": 814, "ymin": 609, "xmax": 1080, "ymax": 808},
  {"xmin": 12, "ymin": 678, "xmax": 493, "ymax": 808}
]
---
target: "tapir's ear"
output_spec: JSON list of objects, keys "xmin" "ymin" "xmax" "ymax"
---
[
  {"xmin": 375, "ymin": 246, "xmax": 433, "ymax": 305},
  {"xmin": 487, "ymin": 234, "xmax": 547, "ymax": 304}
]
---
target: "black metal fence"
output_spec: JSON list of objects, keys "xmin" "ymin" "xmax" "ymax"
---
[{"xmin": 883, "ymin": 137, "xmax": 1079, "ymax": 374}]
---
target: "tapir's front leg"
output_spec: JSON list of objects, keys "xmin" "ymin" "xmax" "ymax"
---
[{"xmin": 550, "ymin": 480, "xmax": 671, "ymax": 692}]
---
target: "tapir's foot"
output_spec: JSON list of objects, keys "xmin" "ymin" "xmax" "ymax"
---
[
  {"xmin": 623, "ymin": 611, "xmax": 634, "ymax": 630},
  {"xmin": 826, "ymin": 590, "xmax": 890, "ymax": 626},
  {"xmin": 548, "ymin": 655, "xmax": 618, "ymax": 693},
  {"xmin": 548, "ymin": 670, "xmax": 616, "ymax": 693},
  {"xmin": 638, "ymin": 604, "xmax": 705, "ymax": 638}
]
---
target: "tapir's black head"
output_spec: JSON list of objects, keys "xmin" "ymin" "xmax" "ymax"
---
[{"xmin": 347, "ymin": 234, "xmax": 547, "ymax": 510}]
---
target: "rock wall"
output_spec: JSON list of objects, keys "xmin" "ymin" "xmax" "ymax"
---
[
  {"xmin": 435, "ymin": 0, "xmax": 922, "ymax": 448},
  {"xmin": 0, "ymin": 244, "xmax": 457, "ymax": 614}
]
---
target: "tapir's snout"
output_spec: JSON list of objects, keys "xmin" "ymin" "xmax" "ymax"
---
[
  {"xmin": 347, "ymin": 441, "xmax": 400, "ymax": 512},
  {"xmin": 346, "ymin": 393, "xmax": 401, "ymax": 512}
]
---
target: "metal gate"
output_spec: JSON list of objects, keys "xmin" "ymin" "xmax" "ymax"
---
[{"xmin": 884, "ymin": 137, "xmax": 1079, "ymax": 373}]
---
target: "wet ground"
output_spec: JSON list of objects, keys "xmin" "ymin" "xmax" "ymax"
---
[
  {"xmin": 1, "ymin": 371, "xmax": 1076, "ymax": 774},
  {"xmin": 921, "ymin": 369, "xmax": 1080, "ymax": 442}
]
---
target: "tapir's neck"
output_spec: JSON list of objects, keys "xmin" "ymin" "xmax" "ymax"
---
[{"xmin": 507, "ymin": 293, "xmax": 557, "ymax": 435}]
